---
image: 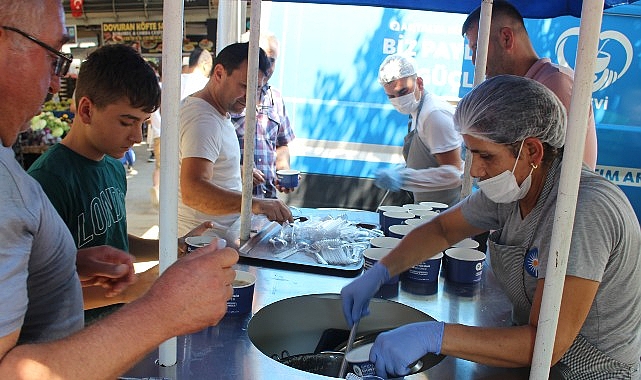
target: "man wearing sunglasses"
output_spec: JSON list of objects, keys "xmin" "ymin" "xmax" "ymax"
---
[{"xmin": 0, "ymin": 1, "xmax": 238, "ymax": 378}]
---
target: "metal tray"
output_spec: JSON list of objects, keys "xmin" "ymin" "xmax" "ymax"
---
[
  {"xmin": 238, "ymin": 209, "xmax": 379, "ymax": 277},
  {"xmin": 238, "ymin": 221, "xmax": 363, "ymax": 277}
]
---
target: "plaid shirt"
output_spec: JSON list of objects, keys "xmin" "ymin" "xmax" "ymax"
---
[{"xmin": 232, "ymin": 85, "xmax": 295, "ymax": 198}]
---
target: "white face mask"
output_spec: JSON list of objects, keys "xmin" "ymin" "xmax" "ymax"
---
[
  {"xmin": 477, "ymin": 141, "xmax": 533, "ymax": 204},
  {"xmin": 389, "ymin": 86, "xmax": 420, "ymax": 115}
]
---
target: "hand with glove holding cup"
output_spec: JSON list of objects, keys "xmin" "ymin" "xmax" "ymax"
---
[{"xmin": 370, "ymin": 321, "xmax": 444, "ymax": 378}]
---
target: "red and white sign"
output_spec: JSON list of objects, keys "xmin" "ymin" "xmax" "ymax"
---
[{"xmin": 70, "ymin": 0, "xmax": 83, "ymax": 18}]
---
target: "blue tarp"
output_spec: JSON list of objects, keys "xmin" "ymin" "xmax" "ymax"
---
[{"xmin": 272, "ymin": 0, "xmax": 639, "ymax": 18}]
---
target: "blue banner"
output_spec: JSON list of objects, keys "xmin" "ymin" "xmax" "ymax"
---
[{"xmin": 267, "ymin": 3, "xmax": 641, "ymax": 218}]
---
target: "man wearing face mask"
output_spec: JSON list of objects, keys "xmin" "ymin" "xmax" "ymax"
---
[{"xmin": 375, "ymin": 55, "xmax": 464, "ymax": 206}]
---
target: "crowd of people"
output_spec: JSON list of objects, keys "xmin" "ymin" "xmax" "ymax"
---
[{"xmin": 1, "ymin": 0, "xmax": 640, "ymax": 379}]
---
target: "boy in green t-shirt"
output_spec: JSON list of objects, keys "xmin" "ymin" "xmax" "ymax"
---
[{"xmin": 28, "ymin": 44, "xmax": 212, "ymax": 315}]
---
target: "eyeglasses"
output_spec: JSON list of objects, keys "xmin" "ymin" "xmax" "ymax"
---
[{"xmin": 2, "ymin": 26, "xmax": 73, "ymax": 76}]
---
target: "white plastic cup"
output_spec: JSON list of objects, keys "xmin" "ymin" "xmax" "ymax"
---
[
  {"xmin": 411, "ymin": 209, "xmax": 439, "ymax": 219},
  {"xmin": 370, "ymin": 236, "xmax": 401, "ymax": 249},
  {"xmin": 377, "ymin": 205, "xmax": 406, "ymax": 213},
  {"xmin": 402, "ymin": 203, "xmax": 433, "ymax": 211},
  {"xmin": 420, "ymin": 214, "xmax": 438, "ymax": 223},
  {"xmin": 419, "ymin": 201, "xmax": 449, "ymax": 212},
  {"xmin": 404, "ymin": 218, "xmax": 430, "ymax": 227},
  {"xmin": 387, "ymin": 224, "xmax": 414, "ymax": 239},
  {"xmin": 452, "ymin": 238, "xmax": 480, "ymax": 249}
]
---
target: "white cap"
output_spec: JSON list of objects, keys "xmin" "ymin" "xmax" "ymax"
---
[{"xmin": 378, "ymin": 55, "xmax": 417, "ymax": 85}]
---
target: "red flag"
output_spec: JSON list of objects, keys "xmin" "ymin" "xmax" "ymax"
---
[{"xmin": 70, "ymin": 0, "xmax": 83, "ymax": 18}]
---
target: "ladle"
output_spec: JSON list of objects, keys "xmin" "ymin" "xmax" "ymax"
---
[{"xmin": 338, "ymin": 321, "xmax": 359, "ymax": 378}]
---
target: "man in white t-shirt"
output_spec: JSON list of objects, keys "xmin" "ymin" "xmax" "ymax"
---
[
  {"xmin": 178, "ymin": 42, "xmax": 293, "ymax": 240},
  {"xmin": 375, "ymin": 55, "xmax": 464, "ymax": 206},
  {"xmin": 180, "ymin": 47, "xmax": 212, "ymax": 101}
]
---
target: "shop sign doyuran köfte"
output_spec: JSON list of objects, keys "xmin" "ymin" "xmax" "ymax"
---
[
  {"xmin": 102, "ymin": 21, "xmax": 163, "ymax": 54},
  {"xmin": 100, "ymin": 21, "xmax": 214, "ymax": 54},
  {"xmin": 264, "ymin": 3, "xmax": 641, "ymax": 219}
]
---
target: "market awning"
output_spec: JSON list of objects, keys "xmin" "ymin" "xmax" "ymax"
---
[{"xmin": 272, "ymin": 0, "xmax": 638, "ymax": 17}]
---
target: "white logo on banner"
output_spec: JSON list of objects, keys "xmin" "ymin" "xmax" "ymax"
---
[{"xmin": 556, "ymin": 27, "xmax": 633, "ymax": 92}]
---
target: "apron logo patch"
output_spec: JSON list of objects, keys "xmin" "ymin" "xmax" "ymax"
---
[{"xmin": 525, "ymin": 247, "xmax": 539, "ymax": 278}]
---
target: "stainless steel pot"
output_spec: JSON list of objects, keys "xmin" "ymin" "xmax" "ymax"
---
[{"xmin": 248, "ymin": 293, "xmax": 445, "ymax": 378}]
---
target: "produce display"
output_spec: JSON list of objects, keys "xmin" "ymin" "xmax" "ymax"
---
[
  {"xmin": 41, "ymin": 98, "xmax": 73, "ymax": 112},
  {"xmin": 20, "ymin": 100, "xmax": 73, "ymax": 146}
]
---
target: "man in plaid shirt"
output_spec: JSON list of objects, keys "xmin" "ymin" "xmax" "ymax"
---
[{"xmin": 233, "ymin": 32, "xmax": 296, "ymax": 199}]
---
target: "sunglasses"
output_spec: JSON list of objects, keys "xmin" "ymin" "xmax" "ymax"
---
[{"xmin": 2, "ymin": 25, "xmax": 73, "ymax": 77}]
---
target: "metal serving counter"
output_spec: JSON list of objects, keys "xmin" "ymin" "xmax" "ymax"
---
[{"xmin": 122, "ymin": 209, "xmax": 532, "ymax": 380}]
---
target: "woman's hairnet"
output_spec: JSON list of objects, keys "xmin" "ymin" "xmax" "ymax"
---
[
  {"xmin": 453, "ymin": 75, "xmax": 566, "ymax": 148},
  {"xmin": 378, "ymin": 55, "xmax": 417, "ymax": 85}
]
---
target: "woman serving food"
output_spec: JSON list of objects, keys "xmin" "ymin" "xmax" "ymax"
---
[{"xmin": 341, "ymin": 75, "xmax": 641, "ymax": 379}]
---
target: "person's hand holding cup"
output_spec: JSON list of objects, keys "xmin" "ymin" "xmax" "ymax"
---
[
  {"xmin": 185, "ymin": 235, "xmax": 214, "ymax": 254},
  {"xmin": 276, "ymin": 169, "xmax": 301, "ymax": 193},
  {"xmin": 137, "ymin": 238, "xmax": 238, "ymax": 336}
]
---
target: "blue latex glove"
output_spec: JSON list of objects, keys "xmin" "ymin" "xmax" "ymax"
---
[
  {"xmin": 341, "ymin": 262, "xmax": 390, "ymax": 327},
  {"xmin": 370, "ymin": 321, "xmax": 445, "ymax": 378},
  {"xmin": 374, "ymin": 168, "xmax": 403, "ymax": 192}
]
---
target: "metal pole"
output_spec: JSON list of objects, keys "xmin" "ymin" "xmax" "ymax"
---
[
  {"xmin": 530, "ymin": 0, "xmax": 603, "ymax": 377},
  {"xmin": 461, "ymin": 0, "xmax": 493, "ymax": 199},
  {"xmin": 240, "ymin": 1, "xmax": 262, "ymax": 244},
  {"xmin": 157, "ymin": 0, "xmax": 184, "ymax": 367},
  {"xmin": 216, "ymin": 0, "xmax": 243, "ymax": 54}
]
